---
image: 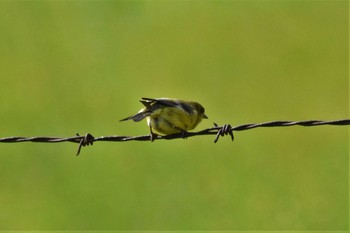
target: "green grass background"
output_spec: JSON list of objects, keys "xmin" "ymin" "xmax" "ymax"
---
[{"xmin": 0, "ymin": 0, "xmax": 348, "ymax": 231}]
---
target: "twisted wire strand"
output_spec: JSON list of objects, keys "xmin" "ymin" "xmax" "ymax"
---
[{"xmin": 0, "ymin": 119, "xmax": 349, "ymax": 155}]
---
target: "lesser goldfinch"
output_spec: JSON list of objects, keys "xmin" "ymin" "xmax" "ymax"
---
[{"xmin": 120, "ymin": 97, "xmax": 208, "ymax": 140}]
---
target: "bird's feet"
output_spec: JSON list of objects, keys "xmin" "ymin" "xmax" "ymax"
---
[{"xmin": 180, "ymin": 130, "xmax": 188, "ymax": 139}]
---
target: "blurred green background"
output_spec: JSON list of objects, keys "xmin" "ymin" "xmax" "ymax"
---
[{"xmin": 0, "ymin": 0, "xmax": 348, "ymax": 231}]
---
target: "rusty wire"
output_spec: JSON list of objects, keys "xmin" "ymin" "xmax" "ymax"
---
[{"xmin": 0, "ymin": 119, "xmax": 349, "ymax": 155}]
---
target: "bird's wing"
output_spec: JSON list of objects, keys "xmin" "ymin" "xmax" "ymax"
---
[{"xmin": 141, "ymin": 97, "xmax": 193, "ymax": 115}]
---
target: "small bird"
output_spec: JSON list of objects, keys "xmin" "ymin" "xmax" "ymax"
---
[{"xmin": 120, "ymin": 97, "xmax": 208, "ymax": 140}]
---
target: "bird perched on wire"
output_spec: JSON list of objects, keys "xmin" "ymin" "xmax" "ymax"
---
[{"xmin": 120, "ymin": 97, "xmax": 208, "ymax": 141}]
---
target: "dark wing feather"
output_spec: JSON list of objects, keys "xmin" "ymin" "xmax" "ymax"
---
[{"xmin": 141, "ymin": 97, "xmax": 177, "ymax": 108}]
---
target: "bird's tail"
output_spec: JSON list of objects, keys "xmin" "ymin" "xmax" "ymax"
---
[{"xmin": 119, "ymin": 111, "xmax": 150, "ymax": 122}]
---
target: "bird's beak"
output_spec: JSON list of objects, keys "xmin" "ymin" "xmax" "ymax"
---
[{"xmin": 203, "ymin": 114, "xmax": 208, "ymax": 119}]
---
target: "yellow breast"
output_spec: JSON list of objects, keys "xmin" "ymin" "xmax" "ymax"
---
[{"xmin": 147, "ymin": 107, "xmax": 200, "ymax": 135}]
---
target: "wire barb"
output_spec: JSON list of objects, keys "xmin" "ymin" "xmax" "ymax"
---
[
  {"xmin": 76, "ymin": 133, "xmax": 95, "ymax": 156},
  {"xmin": 213, "ymin": 123, "xmax": 234, "ymax": 143},
  {"xmin": 0, "ymin": 119, "xmax": 349, "ymax": 155}
]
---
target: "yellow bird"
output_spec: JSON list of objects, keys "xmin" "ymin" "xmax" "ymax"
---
[{"xmin": 120, "ymin": 97, "xmax": 208, "ymax": 140}]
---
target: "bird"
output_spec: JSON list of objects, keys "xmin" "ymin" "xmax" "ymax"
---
[{"xmin": 120, "ymin": 97, "xmax": 208, "ymax": 141}]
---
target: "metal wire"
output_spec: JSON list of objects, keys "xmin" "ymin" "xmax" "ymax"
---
[{"xmin": 0, "ymin": 119, "xmax": 349, "ymax": 155}]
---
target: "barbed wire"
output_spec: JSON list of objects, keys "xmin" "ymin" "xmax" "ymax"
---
[{"xmin": 1, "ymin": 119, "xmax": 349, "ymax": 156}]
